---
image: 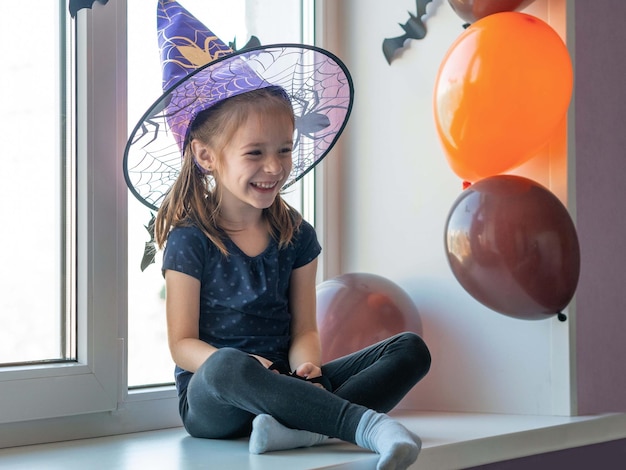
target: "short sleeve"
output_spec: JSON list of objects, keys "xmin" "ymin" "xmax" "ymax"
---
[
  {"xmin": 162, "ymin": 226, "xmax": 208, "ymax": 280},
  {"xmin": 292, "ymin": 220, "xmax": 321, "ymax": 269}
]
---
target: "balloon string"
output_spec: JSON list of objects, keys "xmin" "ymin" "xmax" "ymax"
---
[{"xmin": 557, "ymin": 312, "xmax": 567, "ymax": 322}]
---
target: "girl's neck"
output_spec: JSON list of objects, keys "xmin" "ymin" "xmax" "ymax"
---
[
  {"xmin": 219, "ymin": 206, "xmax": 265, "ymax": 232},
  {"xmin": 216, "ymin": 187, "xmax": 267, "ymax": 232},
  {"xmin": 222, "ymin": 215, "xmax": 271, "ymax": 258}
]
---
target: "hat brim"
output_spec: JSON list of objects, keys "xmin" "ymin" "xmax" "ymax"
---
[{"xmin": 123, "ymin": 44, "xmax": 354, "ymax": 211}]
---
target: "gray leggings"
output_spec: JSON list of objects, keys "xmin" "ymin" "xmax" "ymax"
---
[{"xmin": 179, "ymin": 332, "xmax": 431, "ymax": 443}]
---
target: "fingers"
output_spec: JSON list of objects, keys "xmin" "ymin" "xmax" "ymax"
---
[{"xmin": 294, "ymin": 362, "xmax": 322, "ymax": 379}]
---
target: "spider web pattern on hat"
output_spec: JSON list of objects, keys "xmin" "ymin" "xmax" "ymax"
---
[{"xmin": 123, "ymin": 1, "xmax": 353, "ymax": 211}]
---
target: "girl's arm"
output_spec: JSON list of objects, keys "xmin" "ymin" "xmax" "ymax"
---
[
  {"xmin": 288, "ymin": 258, "xmax": 323, "ymax": 379},
  {"xmin": 165, "ymin": 269, "xmax": 218, "ymax": 373}
]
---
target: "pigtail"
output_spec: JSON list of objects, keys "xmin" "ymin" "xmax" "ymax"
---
[{"xmin": 154, "ymin": 146, "xmax": 229, "ymax": 255}]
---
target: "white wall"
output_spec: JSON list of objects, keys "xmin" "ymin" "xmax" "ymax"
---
[{"xmin": 318, "ymin": 0, "xmax": 574, "ymax": 415}]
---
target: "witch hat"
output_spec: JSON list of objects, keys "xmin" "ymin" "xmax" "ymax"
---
[{"xmin": 124, "ymin": 0, "xmax": 354, "ymax": 211}]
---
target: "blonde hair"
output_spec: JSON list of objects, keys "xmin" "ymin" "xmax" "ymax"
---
[{"xmin": 154, "ymin": 87, "xmax": 302, "ymax": 254}]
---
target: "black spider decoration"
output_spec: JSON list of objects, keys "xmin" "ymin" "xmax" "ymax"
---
[
  {"xmin": 286, "ymin": 88, "xmax": 351, "ymax": 188},
  {"xmin": 293, "ymin": 91, "xmax": 332, "ymax": 142}
]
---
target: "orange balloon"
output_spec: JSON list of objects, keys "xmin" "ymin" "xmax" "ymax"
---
[{"xmin": 433, "ymin": 12, "xmax": 573, "ymax": 182}]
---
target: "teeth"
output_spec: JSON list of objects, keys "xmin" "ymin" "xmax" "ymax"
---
[{"xmin": 252, "ymin": 182, "xmax": 277, "ymax": 189}]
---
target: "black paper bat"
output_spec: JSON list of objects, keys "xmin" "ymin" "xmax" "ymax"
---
[
  {"xmin": 140, "ymin": 214, "xmax": 157, "ymax": 272},
  {"xmin": 69, "ymin": 0, "xmax": 109, "ymax": 18},
  {"xmin": 382, "ymin": 0, "xmax": 433, "ymax": 64},
  {"xmin": 229, "ymin": 35, "xmax": 261, "ymax": 51}
]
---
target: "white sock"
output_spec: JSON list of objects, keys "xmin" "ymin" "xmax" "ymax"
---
[
  {"xmin": 249, "ymin": 414, "xmax": 327, "ymax": 454},
  {"xmin": 355, "ymin": 409, "xmax": 422, "ymax": 470}
]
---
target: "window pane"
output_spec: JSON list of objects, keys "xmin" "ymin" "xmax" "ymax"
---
[
  {"xmin": 0, "ymin": 1, "xmax": 70, "ymax": 365},
  {"xmin": 127, "ymin": 0, "xmax": 308, "ymax": 387}
]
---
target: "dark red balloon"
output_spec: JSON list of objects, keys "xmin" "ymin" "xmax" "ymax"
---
[
  {"xmin": 448, "ymin": 0, "xmax": 535, "ymax": 24},
  {"xmin": 316, "ymin": 273, "xmax": 422, "ymax": 362},
  {"xmin": 444, "ymin": 175, "xmax": 580, "ymax": 320}
]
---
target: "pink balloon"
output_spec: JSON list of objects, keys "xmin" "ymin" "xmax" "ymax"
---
[{"xmin": 316, "ymin": 273, "xmax": 422, "ymax": 362}]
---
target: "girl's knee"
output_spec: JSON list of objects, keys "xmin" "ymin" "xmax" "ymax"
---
[
  {"xmin": 195, "ymin": 348, "xmax": 256, "ymax": 388},
  {"xmin": 400, "ymin": 331, "xmax": 429, "ymax": 353},
  {"xmin": 396, "ymin": 332, "xmax": 431, "ymax": 376},
  {"xmin": 207, "ymin": 347, "xmax": 248, "ymax": 367}
]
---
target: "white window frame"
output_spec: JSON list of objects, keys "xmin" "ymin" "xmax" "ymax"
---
[
  {"xmin": 0, "ymin": 1, "xmax": 180, "ymax": 448},
  {"xmin": 0, "ymin": 0, "xmax": 316, "ymax": 448},
  {"xmin": 0, "ymin": 1, "xmax": 122, "ymax": 422}
]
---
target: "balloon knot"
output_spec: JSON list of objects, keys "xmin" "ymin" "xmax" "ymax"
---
[
  {"xmin": 557, "ymin": 312, "xmax": 567, "ymax": 322},
  {"xmin": 462, "ymin": 181, "xmax": 472, "ymax": 190}
]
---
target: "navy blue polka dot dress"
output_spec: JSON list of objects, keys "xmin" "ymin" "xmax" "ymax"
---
[{"xmin": 162, "ymin": 220, "xmax": 321, "ymax": 394}]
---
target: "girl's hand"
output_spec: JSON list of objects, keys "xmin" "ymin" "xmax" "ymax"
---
[{"xmin": 293, "ymin": 362, "xmax": 323, "ymax": 387}]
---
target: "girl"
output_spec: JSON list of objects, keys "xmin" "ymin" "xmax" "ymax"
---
[
  {"xmin": 124, "ymin": 3, "xmax": 431, "ymax": 469},
  {"xmin": 154, "ymin": 86, "xmax": 430, "ymax": 470}
]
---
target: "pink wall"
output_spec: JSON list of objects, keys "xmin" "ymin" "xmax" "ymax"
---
[{"xmin": 574, "ymin": 0, "xmax": 626, "ymax": 414}]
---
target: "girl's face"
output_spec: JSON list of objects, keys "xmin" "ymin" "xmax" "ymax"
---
[{"xmin": 213, "ymin": 109, "xmax": 294, "ymax": 216}]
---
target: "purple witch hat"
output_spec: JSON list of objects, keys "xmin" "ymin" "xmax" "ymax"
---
[{"xmin": 124, "ymin": 0, "xmax": 354, "ymax": 211}]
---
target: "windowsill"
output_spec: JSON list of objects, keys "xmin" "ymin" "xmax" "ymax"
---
[
  {"xmin": 0, "ymin": 411, "xmax": 624, "ymax": 469},
  {"xmin": 396, "ymin": 410, "xmax": 626, "ymax": 468}
]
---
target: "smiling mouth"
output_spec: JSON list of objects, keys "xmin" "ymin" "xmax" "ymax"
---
[{"xmin": 251, "ymin": 181, "xmax": 278, "ymax": 190}]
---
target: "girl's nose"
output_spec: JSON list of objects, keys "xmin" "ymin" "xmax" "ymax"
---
[{"xmin": 264, "ymin": 154, "xmax": 283, "ymax": 174}]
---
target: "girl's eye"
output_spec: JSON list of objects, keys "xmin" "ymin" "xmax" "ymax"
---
[{"xmin": 280, "ymin": 147, "xmax": 293, "ymax": 155}]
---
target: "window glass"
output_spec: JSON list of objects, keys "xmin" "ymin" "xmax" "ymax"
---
[
  {"xmin": 127, "ymin": 0, "xmax": 309, "ymax": 387},
  {"xmin": 0, "ymin": 0, "xmax": 71, "ymax": 365}
]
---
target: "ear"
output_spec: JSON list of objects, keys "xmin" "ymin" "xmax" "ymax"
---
[{"xmin": 190, "ymin": 139, "xmax": 215, "ymax": 172}]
